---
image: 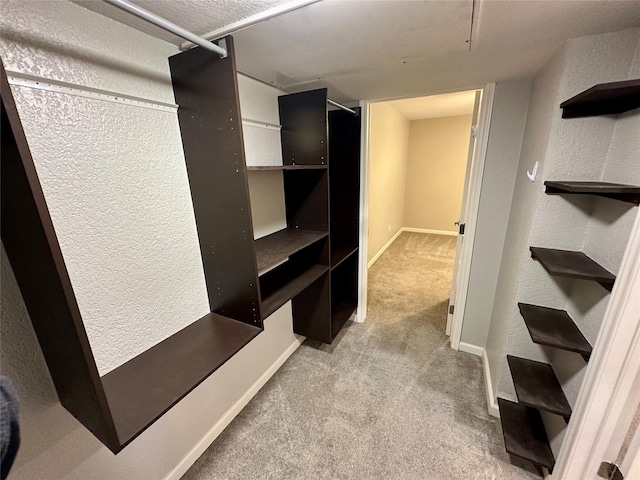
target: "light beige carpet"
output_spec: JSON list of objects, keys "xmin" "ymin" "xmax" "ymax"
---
[{"xmin": 182, "ymin": 232, "xmax": 539, "ymax": 479}]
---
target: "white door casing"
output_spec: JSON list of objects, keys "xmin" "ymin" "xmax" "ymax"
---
[
  {"xmin": 447, "ymin": 83, "xmax": 495, "ymax": 349},
  {"xmin": 446, "ymin": 90, "xmax": 481, "ymax": 336}
]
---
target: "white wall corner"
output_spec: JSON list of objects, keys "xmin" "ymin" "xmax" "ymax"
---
[
  {"xmin": 482, "ymin": 349, "xmax": 500, "ymax": 418},
  {"xmin": 163, "ymin": 338, "xmax": 303, "ymax": 480},
  {"xmin": 367, "ymin": 228, "xmax": 403, "ymax": 269},
  {"xmin": 458, "ymin": 341, "xmax": 484, "ymax": 357}
]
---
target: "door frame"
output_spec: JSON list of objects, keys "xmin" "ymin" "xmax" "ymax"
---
[
  {"xmin": 448, "ymin": 83, "xmax": 495, "ymax": 349},
  {"xmin": 356, "ymin": 99, "xmax": 370, "ymax": 323},
  {"xmin": 553, "ymin": 208, "xmax": 640, "ymax": 479},
  {"xmin": 355, "ymin": 83, "xmax": 495, "ymax": 334}
]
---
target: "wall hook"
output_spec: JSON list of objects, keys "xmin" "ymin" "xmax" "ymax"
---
[{"xmin": 527, "ymin": 161, "xmax": 538, "ymax": 182}]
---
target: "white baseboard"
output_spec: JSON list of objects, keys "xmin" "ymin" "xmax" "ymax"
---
[
  {"xmin": 482, "ymin": 349, "xmax": 500, "ymax": 418},
  {"xmin": 163, "ymin": 338, "xmax": 303, "ymax": 480},
  {"xmin": 368, "ymin": 228, "xmax": 403, "ymax": 269},
  {"xmin": 458, "ymin": 341, "xmax": 484, "ymax": 358},
  {"xmin": 402, "ymin": 227, "xmax": 457, "ymax": 236}
]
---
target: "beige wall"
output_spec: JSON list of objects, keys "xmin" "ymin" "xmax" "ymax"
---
[
  {"xmin": 368, "ymin": 102, "xmax": 410, "ymax": 262},
  {"xmin": 404, "ymin": 115, "xmax": 472, "ymax": 232}
]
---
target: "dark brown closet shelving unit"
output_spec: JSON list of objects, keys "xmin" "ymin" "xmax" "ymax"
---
[
  {"xmin": 251, "ymin": 88, "xmax": 362, "ymax": 343},
  {"xmin": 498, "ymin": 79, "xmax": 640, "ymax": 476},
  {"xmin": 0, "ymin": 37, "xmax": 269, "ymax": 453}
]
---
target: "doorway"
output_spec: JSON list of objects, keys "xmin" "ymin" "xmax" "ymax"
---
[{"xmin": 360, "ymin": 88, "xmax": 486, "ymax": 348}]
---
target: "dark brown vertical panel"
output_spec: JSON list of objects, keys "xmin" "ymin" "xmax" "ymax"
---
[
  {"xmin": 328, "ymin": 108, "xmax": 361, "ymax": 265},
  {"xmin": 169, "ymin": 37, "xmax": 261, "ymax": 327},
  {"xmin": 279, "ymin": 89, "xmax": 328, "ymax": 166},
  {"xmin": 0, "ymin": 65, "xmax": 120, "ymax": 452},
  {"xmin": 291, "ymin": 272, "xmax": 332, "ymax": 343}
]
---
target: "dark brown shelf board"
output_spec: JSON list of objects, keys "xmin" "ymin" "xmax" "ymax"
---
[
  {"xmin": 331, "ymin": 302, "xmax": 356, "ymax": 339},
  {"xmin": 247, "ymin": 164, "xmax": 328, "ymax": 171},
  {"xmin": 518, "ymin": 303, "xmax": 592, "ymax": 362},
  {"xmin": 255, "ymin": 228, "xmax": 328, "ymax": 275},
  {"xmin": 545, "ymin": 181, "xmax": 640, "ymax": 205},
  {"xmin": 530, "ymin": 247, "xmax": 616, "ymax": 292},
  {"xmin": 560, "ymin": 79, "xmax": 640, "ymax": 118},
  {"xmin": 101, "ymin": 313, "xmax": 261, "ymax": 447},
  {"xmin": 261, "ymin": 264, "xmax": 329, "ymax": 318},
  {"xmin": 331, "ymin": 246, "xmax": 358, "ymax": 270},
  {"xmin": 507, "ymin": 355, "xmax": 572, "ymax": 421},
  {"xmin": 498, "ymin": 398, "xmax": 555, "ymax": 472}
]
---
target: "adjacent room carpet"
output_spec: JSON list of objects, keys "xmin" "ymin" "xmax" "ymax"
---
[{"xmin": 182, "ymin": 232, "xmax": 539, "ymax": 479}]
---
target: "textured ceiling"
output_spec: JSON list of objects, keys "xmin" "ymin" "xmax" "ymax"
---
[
  {"xmin": 73, "ymin": 0, "xmax": 640, "ymax": 102},
  {"xmin": 386, "ymin": 90, "xmax": 477, "ymax": 121},
  {"xmin": 71, "ymin": 0, "xmax": 294, "ymax": 44}
]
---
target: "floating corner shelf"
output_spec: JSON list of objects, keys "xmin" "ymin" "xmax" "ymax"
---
[
  {"xmin": 518, "ymin": 303, "xmax": 592, "ymax": 362},
  {"xmin": 530, "ymin": 246, "xmax": 615, "ymax": 292},
  {"xmin": 560, "ymin": 79, "xmax": 640, "ymax": 118},
  {"xmin": 507, "ymin": 355, "xmax": 572, "ymax": 422},
  {"xmin": 498, "ymin": 398, "xmax": 555, "ymax": 473},
  {"xmin": 544, "ymin": 181, "xmax": 640, "ymax": 205}
]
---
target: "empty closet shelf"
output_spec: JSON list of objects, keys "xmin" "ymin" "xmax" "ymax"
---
[
  {"xmin": 507, "ymin": 355, "xmax": 572, "ymax": 420},
  {"xmin": 518, "ymin": 303, "xmax": 592, "ymax": 361},
  {"xmin": 101, "ymin": 313, "xmax": 261, "ymax": 447},
  {"xmin": 255, "ymin": 228, "xmax": 328, "ymax": 275},
  {"xmin": 545, "ymin": 181, "xmax": 640, "ymax": 205},
  {"xmin": 498, "ymin": 398, "xmax": 555, "ymax": 472},
  {"xmin": 530, "ymin": 246, "xmax": 615, "ymax": 291},
  {"xmin": 260, "ymin": 265, "xmax": 329, "ymax": 318}
]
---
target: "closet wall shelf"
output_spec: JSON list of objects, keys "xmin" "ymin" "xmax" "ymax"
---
[
  {"xmin": 498, "ymin": 398, "xmax": 555, "ymax": 473},
  {"xmin": 545, "ymin": 181, "xmax": 640, "ymax": 205},
  {"xmin": 507, "ymin": 355, "xmax": 572, "ymax": 422},
  {"xmin": 255, "ymin": 228, "xmax": 328, "ymax": 275},
  {"xmin": 102, "ymin": 313, "xmax": 260, "ymax": 446},
  {"xmin": 260, "ymin": 264, "xmax": 329, "ymax": 319},
  {"xmin": 530, "ymin": 246, "xmax": 616, "ymax": 292},
  {"xmin": 560, "ymin": 78, "xmax": 640, "ymax": 118},
  {"xmin": 331, "ymin": 246, "xmax": 359, "ymax": 270},
  {"xmin": 518, "ymin": 303, "xmax": 592, "ymax": 362},
  {"xmin": 247, "ymin": 165, "xmax": 328, "ymax": 171}
]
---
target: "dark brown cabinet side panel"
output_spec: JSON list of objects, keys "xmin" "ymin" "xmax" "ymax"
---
[
  {"xmin": 279, "ymin": 89, "xmax": 328, "ymax": 166},
  {"xmin": 1, "ymin": 70, "xmax": 120, "ymax": 452},
  {"xmin": 329, "ymin": 108, "xmax": 361, "ymax": 267},
  {"xmin": 170, "ymin": 37, "xmax": 261, "ymax": 327},
  {"xmin": 292, "ymin": 273, "xmax": 332, "ymax": 343}
]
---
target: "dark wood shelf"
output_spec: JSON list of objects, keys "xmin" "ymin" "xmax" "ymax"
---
[
  {"xmin": 507, "ymin": 355, "xmax": 572, "ymax": 421},
  {"xmin": 545, "ymin": 181, "xmax": 640, "ymax": 205},
  {"xmin": 560, "ymin": 79, "xmax": 640, "ymax": 118},
  {"xmin": 247, "ymin": 165, "xmax": 328, "ymax": 171},
  {"xmin": 518, "ymin": 303, "xmax": 592, "ymax": 362},
  {"xmin": 101, "ymin": 313, "xmax": 261, "ymax": 447},
  {"xmin": 530, "ymin": 246, "xmax": 616, "ymax": 292},
  {"xmin": 255, "ymin": 228, "xmax": 328, "ymax": 275},
  {"xmin": 261, "ymin": 264, "xmax": 329, "ymax": 318},
  {"xmin": 331, "ymin": 302, "xmax": 356, "ymax": 339},
  {"xmin": 498, "ymin": 398, "xmax": 555, "ymax": 472},
  {"xmin": 331, "ymin": 246, "xmax": 358, "ymax": 270}
]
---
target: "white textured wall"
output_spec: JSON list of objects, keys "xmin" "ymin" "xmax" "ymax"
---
[
  {"xmin": 461, "ymin": 79, "xmax": 532, "ymax": 348},
  {"xmin": 485, "ymin": 27, "xmax": 640, "ymax": 456},
  {"xmin": 368, "ymin": 102, "xmax": 410, "ymax": 261},
  {"xmin": 0, "ymin": 1, "xmax": 304, "ymax": 478},
  {"xmin": 1, "ymin": 0, "xmax": 209, "ymax": 375},
  {"xmin": 403, "ymin": 114, "xmax": 472, "ymax": 233}
]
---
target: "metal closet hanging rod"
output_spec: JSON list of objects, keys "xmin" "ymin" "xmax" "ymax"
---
[
  {"xmin": 327, "ymin": 99, "xmax": 357, "ymax": 115},
  {"xmin": 103, "ymin": 0, "xmax": 227, "ymax": 57}
]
